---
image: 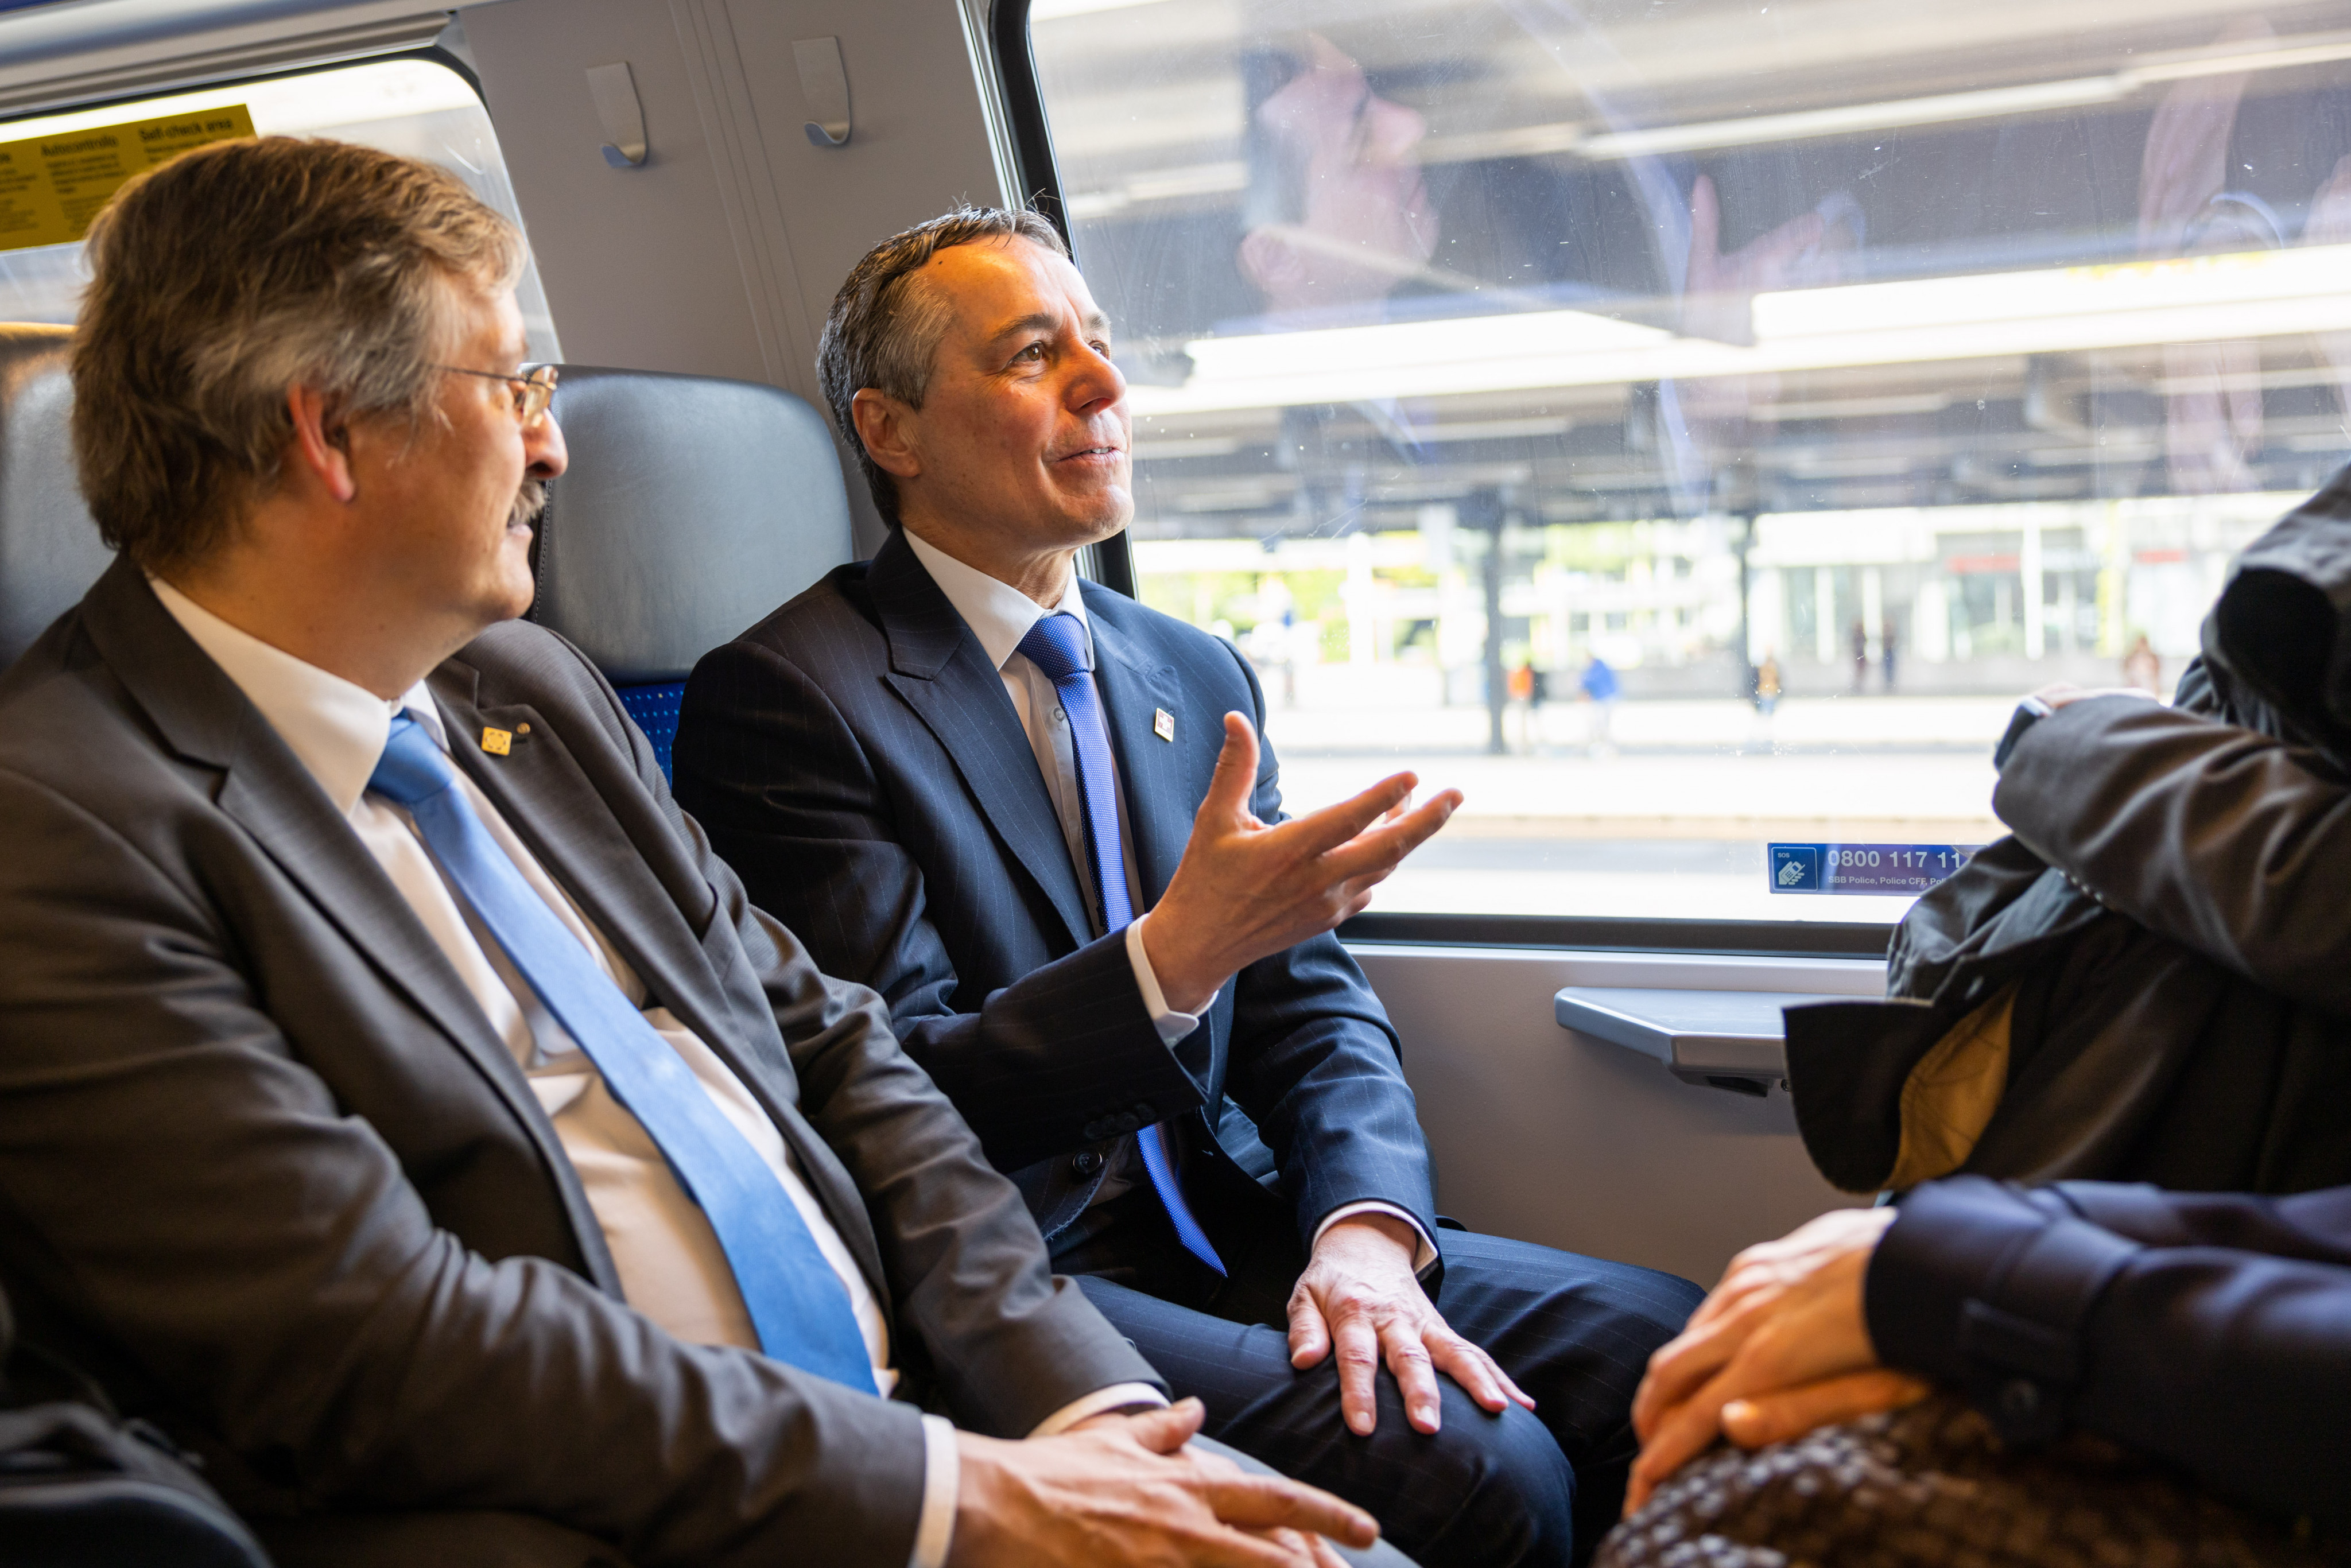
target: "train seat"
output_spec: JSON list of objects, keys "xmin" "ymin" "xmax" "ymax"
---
[
  {"xmin": 0, "ymin": 324, "xmax": 108, "ymax": 672},
  {"xmin": 0, "ymin": 342, "xmax": 855, "ymax": 781},
  {"xmin": 529, "ymin": 365, "xmax": 854, "ymax": 777}
]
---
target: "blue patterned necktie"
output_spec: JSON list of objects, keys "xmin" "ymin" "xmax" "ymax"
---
[
  {"xmin": 1016, "ymin": 612, "xmax": 1225, "ymax": 1276},
  {"xmin": 368, "ymin": 713, "xmax": 878, "ymax": 1390}
]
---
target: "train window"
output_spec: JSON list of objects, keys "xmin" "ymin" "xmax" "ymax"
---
[
  {"xmin": 0, "ymin": 56, "xmax": 559, "ymax": 359},
  {"xmin": 1026, "ymin": 0, "xmax": 2351, "ymax": 927}
]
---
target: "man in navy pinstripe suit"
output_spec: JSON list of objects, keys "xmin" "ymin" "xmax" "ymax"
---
[{"xmin": 674, "ymin": 207, "xmax": 1704, "ymax": 1568}]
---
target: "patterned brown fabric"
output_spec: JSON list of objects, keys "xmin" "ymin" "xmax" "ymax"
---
[{"xmin": 1599, "ymin": 1394, "xmax": 2344, "ymax": 1568}]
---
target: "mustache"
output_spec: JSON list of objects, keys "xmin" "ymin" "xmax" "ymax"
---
[{"xmin": 509, "ymin": 478, "xmax": 548, "ymax": 530}]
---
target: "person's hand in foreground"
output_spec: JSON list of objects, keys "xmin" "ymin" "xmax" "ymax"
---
[
  {"xmin": 1287, "ymin": 1211, "xmax": 1536, "ymax": 1438},
  {"xmin": 2027, "ymin": 682, "xmax": 2157, "ymax": 712},
  {"xmin": 951, "ymin": 1398, "xmax": 1379, "ymax": 1566},
  {"xmin": 1621, "ymin": 1207, "xmax": 1930, "ymax": 1518},
  {"xmin": 1143, "ymin": 713, "xmax": 1460, "ymax": 1014}
]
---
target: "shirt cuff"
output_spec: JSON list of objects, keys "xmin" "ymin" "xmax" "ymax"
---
[
  {"xmin": 1026, "ymin": 1382, "xmax": 1170, "ymax": 1438},
  {"xmin": 909, "ymin": 1413, "xmax": 958, "ymax": 1568},
  {"xmin": 1313, "ymin": 1201, "xmax": 1440, "ymax": 1274},
  {"xmin": 1126, "ymin": 914, "xmax": 1211, "ymax": 1046}
]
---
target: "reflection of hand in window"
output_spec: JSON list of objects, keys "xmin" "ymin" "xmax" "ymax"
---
[
  {"xmin": 1235, "ymin": 34, "xmax": 1437, "ymax": 317},
  {"xmin": 2136, "ymin": 17, "xmax": 2269, "ymax": 254},
  {"xmin": 1679, "ymin": 174, "xmax": 1855, "ymax": 439},
  {"xmin": 2307, "ymin": 155, "xmax": 2351, "ymax": 427},
  {"xmin": 2140, "ymin": 18, "xmax": 2271, "ymax": 494}
]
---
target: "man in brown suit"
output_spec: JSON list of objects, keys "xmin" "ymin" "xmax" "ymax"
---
[{"xmin": 0, "ymin": 137, "xmax": 1388, "ymax": 1568}]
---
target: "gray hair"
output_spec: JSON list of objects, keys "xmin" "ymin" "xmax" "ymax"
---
[
  {"xmin": 816, "ymin": 204, "xmax": 1068, "ymax": 525},
  {"xmin": 75, "ymin": 136, "xmax": 525, "ymax": 574}
]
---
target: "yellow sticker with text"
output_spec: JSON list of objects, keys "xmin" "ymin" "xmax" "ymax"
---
[{"xmin": 0, "ymin": 104, "xmax": 254, "ymax": 253}]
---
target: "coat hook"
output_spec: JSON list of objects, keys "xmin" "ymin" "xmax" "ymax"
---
[
  {"xmin": 585, "ymin": 61, "xmax": 647, "ymax": 168},
  {"xmin": 794, "ymin": 37, "xmax": 852, "ymax": 148}
]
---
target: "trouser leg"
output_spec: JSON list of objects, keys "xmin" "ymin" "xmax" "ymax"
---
[
  {"xmin": 1411, "ymin": 1231, "xmax": 1705, "ymax": 1556},
  {"xmin": 254, "ymin": 1510, "xmax": 631, "ymax": 1567},
  {"xmin": 1079, "ymin": 1273, "xmax": 1579, "ymax": 1568},
  {"xmin": 1190, "ymin": 1433, "xmax": 1426, "ymax": 1567}
]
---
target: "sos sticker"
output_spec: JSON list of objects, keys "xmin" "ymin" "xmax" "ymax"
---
[{"xmin": 1768, "ymin": 843, "xmax": 1982, "ymax": 895}]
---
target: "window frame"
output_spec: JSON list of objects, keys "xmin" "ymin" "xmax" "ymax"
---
[
  {"xmin": 989, "ymin": 0, "xmax": 1934, "ymax": 958},
  {"xmin": 0, "ymin": 40, "xmax": 491, "ymax": 149},
  {"xmin": 991, "ymin": 0, "xmax": 1138, "ymax": 603},
  {"xmin": 0, "ymin": 40, "xmax": 557, "ymax": 356}
]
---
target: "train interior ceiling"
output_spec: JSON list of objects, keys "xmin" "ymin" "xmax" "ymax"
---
[{"xmin": 0, "ymin": 0, "xmax": 2340, "ymax": 1283}]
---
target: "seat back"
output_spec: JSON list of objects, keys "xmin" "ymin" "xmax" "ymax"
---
[
  {"xmin": 530, "ymin": 366, "xmax": 855, "ymax": 775},
  {"xmin": 0, "ymin": 325, "xmax": 109, "ymax": 670}
]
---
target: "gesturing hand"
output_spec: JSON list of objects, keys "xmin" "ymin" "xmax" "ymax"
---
[
  {"xmin": 1622, "ymin": 1206, "xmax": 1927, "ymax": 1519},
  {"xmin": 950, "ymin": 1398, "xmax": 1378, "ymax": 1568},
  {"xmin": 1286, "ymin": 1214, "xmax": 1533, "ymax": 1438},
  {"xmin": 1143, "ymin": 714, "xmax": 1459, "ymax": 1014}
]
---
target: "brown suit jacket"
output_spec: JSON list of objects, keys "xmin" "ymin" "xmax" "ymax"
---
[{"xmin": 0, "ymin": 560, "xmax": 1159, "ymax": 1566}]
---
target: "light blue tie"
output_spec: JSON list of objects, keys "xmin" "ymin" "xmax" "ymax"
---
[
  {"xmin": 1017, "ymin": 613, "xmax": 1225, "ymax": 1276},
  {"xmin": 368, "ymin": 713, "xmax": 878, "ymax": 1391}
]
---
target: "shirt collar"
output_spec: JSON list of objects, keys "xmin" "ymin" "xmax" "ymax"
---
[
  {"xmin": 901, "ymin": 527, "xmax": 1091, "ymax": 674},
  {"xmin": 149, "ymin": 576, "xmax": 444, "ymax": 816}
]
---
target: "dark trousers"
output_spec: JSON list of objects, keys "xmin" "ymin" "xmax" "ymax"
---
[{"xmin": 1061, "ymin": 1190, "xmax": 1706, "ymax": 1568}]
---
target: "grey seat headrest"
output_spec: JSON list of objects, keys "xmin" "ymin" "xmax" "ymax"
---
[
  {"xmin": 530, "ymin": 366, "xmax": 855, "ymax": 684},
  {"xmin": 0, "ymin": 324, "xmax": 109, "ymax": 670}
]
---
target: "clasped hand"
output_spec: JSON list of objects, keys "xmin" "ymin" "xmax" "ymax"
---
[
  {"xmin": 1621, "ymin": 1205, "xmax": 1927, "ymax": 1517},
  {"xmin": 1287, "ymin": 1214, "xmax": 1533, "ymax": 1438},
  {"xmin": 1143, "ymin": 713, "xmax": 1460, "ymax": 1015}
]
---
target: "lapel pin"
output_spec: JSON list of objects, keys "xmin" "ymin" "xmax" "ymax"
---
[
  {"xmin": 480, "ymin": 726, "xmax": 514, "ymax": 756},
  {"xmin": 1153, "ymin": 708, "xmax": 1176, "ymax": 743}
]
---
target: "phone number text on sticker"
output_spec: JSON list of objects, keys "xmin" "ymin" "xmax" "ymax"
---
[{"xmin": 1768, "ymin": 843, "xmax": 1983, "ymax": 895}]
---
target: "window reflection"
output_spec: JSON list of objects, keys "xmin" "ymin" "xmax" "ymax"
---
[{"xmin": 1031, "ymin": 0, "xmax": 2351, "ymax": 922}]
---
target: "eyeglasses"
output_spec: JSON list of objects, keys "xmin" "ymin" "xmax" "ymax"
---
[{"xmin": 437, "ymin": 363, "xmax": 558, "ymax": 429}]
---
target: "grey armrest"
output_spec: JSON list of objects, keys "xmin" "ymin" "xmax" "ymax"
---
[{"xmin": 1554, "ymin": 987, "xmax": 1846, "ymax": 1096}]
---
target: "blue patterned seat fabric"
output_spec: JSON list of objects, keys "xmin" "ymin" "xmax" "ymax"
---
[{"xmin": 617, "ymin": 681, "xmax": 688, "ymax": 779}]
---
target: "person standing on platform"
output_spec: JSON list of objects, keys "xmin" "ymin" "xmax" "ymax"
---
[{"xmin": 1580, "ymin": 651, "xmax": 1623, "ymax": 757}]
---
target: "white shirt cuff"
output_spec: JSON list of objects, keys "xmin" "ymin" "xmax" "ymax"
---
[
  {"xmin": 909, "ymin": 1413, "xmax": 958, "ymax": 1568},
  {"xmin": 1314, "ymin": 1201, "xmax": 1440, "ymax": 1274},
  {"xmin": 1126, "ymin": 914, "xmax": 1211, "ymax": 1046},
  {"xmin": 1026, "ymin": 1381, "xmax": 1170, "ymax": 1438}
]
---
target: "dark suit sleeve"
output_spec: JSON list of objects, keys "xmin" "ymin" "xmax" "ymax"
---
[
  {"xmin": 675, "ymin": 636, "xmax": 1205, "ymax": 1174},
  {"xmin": 1993, "ymin": 695, "xmax": 2351, "ymax": 1012},
  {"xmin": 1866, "ymin": 1175, "xmax": 2351, "ymax": 1530},
  {"xmin": 1212, "ymin": 643, "xmax": 1440, "ymax": 1249}
]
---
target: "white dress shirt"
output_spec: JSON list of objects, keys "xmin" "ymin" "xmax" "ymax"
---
[
  {"xmin": 152, "ymin": 580, "xmax": 1154, "ymax": 1567},
  {"xmin": 900, "ymin": 533, "xmax": 1434, "ymax": 1268}
]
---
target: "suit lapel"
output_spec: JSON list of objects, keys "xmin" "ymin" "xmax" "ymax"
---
[
  {"xmin": 76, "ymin": 564, "xmax": 620, "ymax": 1290},
  {"xmin": 868, "ymin": 534, "xmax": 1095, "ymax": 948},
  {"xmin": 1085, "ymin": 591, "xmax": 1201, "ymax": 907},
  {"xmin": 431, "ymin": 657, "xmax": 893, "ymax": 1301},
  {"xmin": 431, "ymin": 662, "xmax": 736, "ymax": 1074}
]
